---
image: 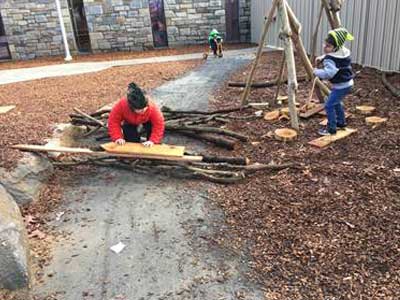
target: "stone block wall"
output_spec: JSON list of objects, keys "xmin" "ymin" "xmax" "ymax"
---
[
  {"xmin": 0, "ymin": 0, "xmax": 251, "ymax": 59},
  {"xmin": 0, "ymin": 0, "xmax": 76, "ymax": 60},
  {"xmin": 83, "ymin": 0, "xmax": 153, "ymax": 52},
  {"xmin": 164, "ymin": 0, "xmax": 225, "ymax": 46},
  {"xmin": 239, "ymin": 0, "xmax": 251, "ymax": 42}
]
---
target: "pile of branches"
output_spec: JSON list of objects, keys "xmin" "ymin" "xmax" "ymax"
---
[
  {"xmin": 53, "ymin": 154, "xmax": 294, "ymax": 184},
  {"xmin": 69, "ymin": 105, "xmax": 261, "ymax": 150}
]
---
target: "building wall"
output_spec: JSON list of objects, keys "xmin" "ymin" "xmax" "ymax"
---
[
  {"xmin": 0, "ymin": 0, "xmax": 76, "ymax": 60},
  {"xmin": 84, "ymin": 0, "xmax": 153, "ymax": 52},
  {"xmin": 251, "ymin": 0, "xmax": 400, "ymax": 72},
  {"xmin": 0, "ymin": 0, "xmax": 251, "ymax": 60}
]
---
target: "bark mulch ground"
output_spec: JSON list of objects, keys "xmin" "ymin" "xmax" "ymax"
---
[
  {"xmin": 0, "ymin": 59, "xmax": 203, "ymax": 169},
  {"xmin": 0, "ymin": 43, "xmax": 253, "ymax": 70},
  {"xmin": 208, "ymin": 51, "xmax": 400, "ymax": 299}
]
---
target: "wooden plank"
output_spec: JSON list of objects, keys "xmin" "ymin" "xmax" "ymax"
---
[
  {"xmin": 12, "ymin": 144, "xmax": 202, "ymax": 162},
  {"xmin": 101, "ymin": 142, "xmax": 185, "ymax": 157},
  {"xmin": 0, "ymin": 105, "xmax": 16, "ymax": 114},
  {"xmin": 308, "ymin": 128, "xmax": 357, "ymax": 148},
  {"xmin": 299, "ymin": 103, "xmax": 324, "ymax": 118}
]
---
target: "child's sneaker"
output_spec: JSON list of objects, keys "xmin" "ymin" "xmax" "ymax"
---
[
  {"xmin": 318, "ymin": 128, "xmax": 336, "ymax": 136},
  {"xmin": 337, "ymin": 123, "xmax": 347, "ymax": 130}
]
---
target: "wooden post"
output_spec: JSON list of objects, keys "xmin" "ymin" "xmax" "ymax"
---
[
  {"xmin": 285, "ymin": 3, "xmax": 330, "ymax": 99},
  {"xmin": 240, "ymin": 0, "xmax": 279, "ymax": 106},
  {"xmin": 278, "ymin": 0, "xmax": 299, "ymax": 131},
  {"xmin": 274, "ymin": 52, "xmax": 286, "ymax": 103},
  {"xmin": 311, "ymin": 4, "xmax": 324, "ymax": 63},
  {"xmin": 321, "ymin": 0, "xmax": 341, "ymax": 29}
]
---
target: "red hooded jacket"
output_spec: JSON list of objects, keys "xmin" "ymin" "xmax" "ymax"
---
[{"xmin": 108, "ymin": 98, "xmax": 165, "ymax": 143}]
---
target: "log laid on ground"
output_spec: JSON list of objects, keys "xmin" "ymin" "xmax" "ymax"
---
[
  {"xmin": 228, "ymin": 77, "xmax": 307, "ymax": 88},
  {"xmin": 170, "ymin": 130, "xmax": 236, "ymax": 150},
  {"xmin": 308, "ymin": 128, "xmax": 357, "ymax": 148},
  {"xmin": 299, "ymin": 103, "xmax": 324, "ymax": 118},
  {"xmin": 74, "ymin": 107, "xmax": 106, "ymax": 128},
  {"xmin": 12, "ymin": 144, "xmax": 203, "ymax": 162},
  {"xmin": 365, "ymin": 116, "xmax": 388, "ymax": 126},
  {"xmin": 356, "ymin": 105, "xmax": 376, "ymax": 115},
  {"xmin": 200, "ymin": 155, "xmax": 249, "ymax": 166},
  {"xmin": 382, "ymin": 72, "xmax": 400, "ymax": 98},
  {"xmin": 274, "ymin": 128, "xmax": 298, "ymax": 142},
  {"xmin": 166, "ymin": 124, "xmax": 249, "ymax": 142}
]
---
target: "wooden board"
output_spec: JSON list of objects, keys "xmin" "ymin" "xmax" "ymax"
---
[
  {"xmin": 308, "ymin": 128, "xmax": 357, "ymax": 148},
  {"xmin": 12, "ymin": 144, "xmax": 202, "ymax": 162},
  {"xmin": 101, "ymin": 142, "xmax": 185, "ymax": 157},
  {"xmin": 0, "ymin": 105, "xmax": 16, "ymax": 114},
  {"xmin": 299, "ymin": 103, "xmax": 324, "ymax": 118}
]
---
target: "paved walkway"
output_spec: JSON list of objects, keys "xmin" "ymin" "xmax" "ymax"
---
[
  {"xmin": 0, "ymin": 48, "xmax": 256, "ymax": 85},
  {"xmin": 32, "ymin": 50, "xmax": 265, "ymax": 300}
]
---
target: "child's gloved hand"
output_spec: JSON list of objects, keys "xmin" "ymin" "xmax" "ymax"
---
[
  {"xmin": 142, "ymin": 141, "xmax": 154, "ymax": 147},
  {"xmin": 115, "ymin": 138, "xmax": 126, "ymax": 145}
]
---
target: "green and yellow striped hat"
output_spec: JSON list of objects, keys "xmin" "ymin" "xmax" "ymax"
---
[{"xmin": 326, "ymin": 28, "xmax": 354, "ymax": 49}]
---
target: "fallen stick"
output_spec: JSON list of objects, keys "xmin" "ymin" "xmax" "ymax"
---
[
  {"xmin": 162, "ymin": 106, "xmax": 250, "ymax": 115},
  {"xmin": 12, "ymin": 144, "xmax": 203, "ymax": 162},
  {"xmin": 73, "ymin": 108, "xmax": 106, "ymax": 128}
]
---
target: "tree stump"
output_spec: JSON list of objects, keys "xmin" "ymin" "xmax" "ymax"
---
[
  {"xmin": 365, "ymin": 116, "xmax": 387, "ymax": 126},
  {"xmin": 274, "ymin": 128, "xmax": 298, "ymax": 141},
  {"xmin": 356, "ymin": 105, "xmax": 375, "ymax": 115},
  {"xmin": 264, "ymin": 110, "xmax": 280, "ymax": 122}
]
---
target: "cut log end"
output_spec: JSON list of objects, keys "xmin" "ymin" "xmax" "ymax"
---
[
  {"xmin": 274, "ymin": 128, "xmax": 298, "ymax": 142},
  {"xmin": 365, "ymin": 116, "xmax": 387, "ymax": 126},
  {"xmin": 356, "ymin": 105, "xmax": 376, "ymax": 115},
  {"xmin": 264, "ymin": 110, "xmax": 280, "ymax": 122}
]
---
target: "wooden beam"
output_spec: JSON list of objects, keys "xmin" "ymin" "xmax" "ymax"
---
[
  {"xmin": 311, "ymin": 4, "xmax": 324, "ymax": 63},
  {"xmin": 12, "ymin": 144, "xmax": 203, "ymax": 162},
  {"xmin": 240, "ymin": 0, "xmax": 279, "ymax": 106},
  {"xmin": 101, "ymin": 142, "xmax": 185, "ymax": 157},
  {"xmin": 278, "ymin": 0, "xmax": 299, "ymax": 131},
  {"xmin": 285, "ymin": 2, "xmax": 330, "ymax": 99}
]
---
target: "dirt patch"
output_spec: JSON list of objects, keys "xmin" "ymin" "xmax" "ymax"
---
[
  {"xmin": 0, "ymin": 59, "xmax": 203, "ymax": 169},
  {"xmin": 208, "ymin": 51, "xmax": 400, "ymax": 299},
  {"xmin": 0, "ymin": 43, "xmax": 253, "ymax": 71}
]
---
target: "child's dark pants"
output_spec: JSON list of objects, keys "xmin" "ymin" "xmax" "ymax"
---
[
  {"xmin": 122, "ymin": 122, "xmax": 152, "ymax": 142},
  {"xmin": 209, "ymin": 39, "xmax": 217, "ymax": 55},
  {"xmin": 325, "ymin": 87, "xmax": 352, "ymax": 133}
]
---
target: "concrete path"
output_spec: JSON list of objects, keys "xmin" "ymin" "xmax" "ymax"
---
[
  {"xmin": 32, "ymin": 52, "xmax": 264, "ymax": 300},
  {"xmin": 0, "ymin": 48, "xmax": 256, "ymax": 85}
]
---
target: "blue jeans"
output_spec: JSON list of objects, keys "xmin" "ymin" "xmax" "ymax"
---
[{"xmin": 325, "ymin": 87, "xmax": 352, "ymax": 133}]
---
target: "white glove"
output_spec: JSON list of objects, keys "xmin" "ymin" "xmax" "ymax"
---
[
  {"xmin": 115, "ymin": 138, "xmax": 126, "ymax": 145},
  {"xmin": 142, "ymin": 141, "xmax": 154, "ymax": 147}
]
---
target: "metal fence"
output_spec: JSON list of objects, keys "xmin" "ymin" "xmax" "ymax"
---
[{"xmin": 251, "ymin": 0, "xmax": 400, "ymax": 72}]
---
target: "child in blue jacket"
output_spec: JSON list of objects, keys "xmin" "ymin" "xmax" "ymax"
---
[{"xmin": 314, "ymin": 28, "xmax": 354, "ymax": 135}]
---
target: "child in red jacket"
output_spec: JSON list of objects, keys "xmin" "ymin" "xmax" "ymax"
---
[{"xmin": 108, "ymin": 82, "xmax": 165, "ymax": 147}]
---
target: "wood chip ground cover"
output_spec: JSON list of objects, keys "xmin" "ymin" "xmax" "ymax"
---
[
  {"xmin": 208, "ymin": 52, "xmax": 400, "ymax": 299},
  {"xmin": 0, "ymin": 60, "xmax": 202, "ymax": 169}
]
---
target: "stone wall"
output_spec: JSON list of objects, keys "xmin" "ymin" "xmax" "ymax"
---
[
  {"xmin": 0, "ymin": 0, "xmax": 251, "ymax": 59},
  {"xmin": 164, "ymin": 0, "xmax": 225, "ymax": 46},
  {"xmin": 239, "ymin": 0, "xmax": 251, "ymax": 42},
  {"xmin": 0, "ymin": 0, "xmax": 75, "ymax": 60},
  {"xmin": 83, "ymin": 0, "xmax": 153, "ymax": 52}
]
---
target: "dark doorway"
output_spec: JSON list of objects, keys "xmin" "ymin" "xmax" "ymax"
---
[
  {"xmin": 225, "ymin": 0, "xmax": 240, "ymax": 42},
  {"xmin": 149, "ymin": 0, "xmax": 168, "ymax": 48},
  {"xmin": 0, "ymin": 12, "xmax": 11, "ymax": 60},
  {"xmin": 68, "ymin": 0, "xmax": 91, "ymax": 52}
]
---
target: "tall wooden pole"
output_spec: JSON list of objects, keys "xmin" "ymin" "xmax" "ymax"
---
[
  {"xmin": 274, "ymin": 52, "xmax": 286, "ymax": 103},
  {"xmin": 240, "ymin": 0, "xmax": 279, "ymax": 106},
  {"xmin": 278, "ymin": 0, "xmax": 299, "ymax": 131},
  {"xmin": 311, "ymin": 4, "xmax": 324, "ymax": 63},
  {"xmin": 285, "ymin": 3, "xmax": 330, "ymax": 99},
  {"xmin": 321, "ymin": 0, "xmax": 341, "ymax": 29}
]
